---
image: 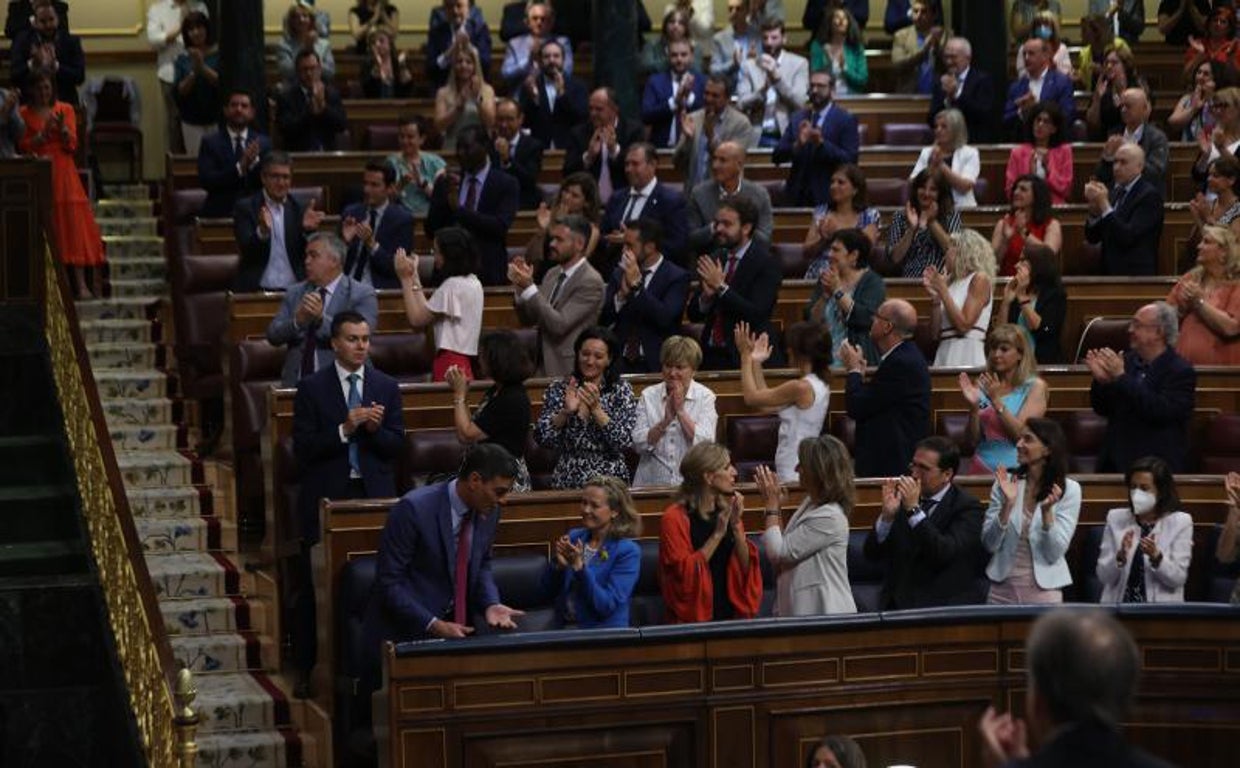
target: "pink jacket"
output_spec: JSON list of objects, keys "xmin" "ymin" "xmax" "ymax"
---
[{"xmin": 1005, "ymin": 143, "xmax": 1074, "ymax": 204}]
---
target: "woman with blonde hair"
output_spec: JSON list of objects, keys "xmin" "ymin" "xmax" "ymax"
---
[
  {"xmin": 659, "ymin": 442, "xmax": 763, "ymax": 623},
  {"xmin": 632, "ymin": 336, "xmax": 718, "ymax": 488},
  {"xmin": 959, "ymin": 324, "xmax": 1049, "ymax": 475},
  {"xmin": 434, "ymin": 43, "xmax": 496, "ymax": 151},
  {"xmin": 910, "ymin": 108, "xmax": 980, "ymax": 209},
  {"xmin": 755, "ymin": 435, "xmax": 857, "ymax": 617},
  {"xmin": 544, "ymin": 475, "xmax": 643, "ymax": 628},
  {"xmin": 1193, "ymin": 85, "xmax": 1240, "ymax": 182},
  {"xmin": 1166, "ymin": 223, "xmax": 1240, "ymax": 364},
  {"xmin": 276, "ymin": 2, "xmax": 335, "ymax": 81},
  {"xmin": 924, "ymin": 228, "xmax": 995, "ymax": 367}
]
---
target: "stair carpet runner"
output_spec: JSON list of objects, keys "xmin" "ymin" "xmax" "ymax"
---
[{"xmin": 83, "ymin": 187, "xmax": 306, "ymax": 768}]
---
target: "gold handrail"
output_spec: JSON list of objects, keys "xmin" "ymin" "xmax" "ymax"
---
[{"xmin": 42, "ymin": 248, "xmax": 196, "ymax": 766}]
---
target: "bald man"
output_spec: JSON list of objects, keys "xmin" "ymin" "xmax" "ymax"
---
[
  {"xmin": 838, "ymin": 299, "xmax": 931, "ymax": 478},
  {"xmin": 1095, "ymin": 88, "xmax": 1169, "ymax": 194},
  {"xmin": 686, "ymin": 140, "xmax": 774, "ymax": 254},
  {"xmin": 1084, "ymin": 143, "xmax": 1165, "ymax": 275}
]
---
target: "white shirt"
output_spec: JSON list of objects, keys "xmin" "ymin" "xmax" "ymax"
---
[
  {"xmin": 259, "ymin": 192, "xmax": 297, "ymax": 290},
  {"xmin": 146, "ymin": 0, "xmax": 208, "ymax": 83},
  {"xmin": 874, "ymin": 482, "xmax": 951, "ymax": 543},
  {"xmin": 621, "ymin": 177, "xmax": 660, "ymax": 222},
  {"xmin": 1026, "ymin": 68, "xmax": 1046, "ymax": 101},
  {"xmin": 427, "ymin": 274, "xmax": 484, "ymax": 355},
  {"xmin": 631, "ymin": 380, "xmax": 718, "ymax": 487}
]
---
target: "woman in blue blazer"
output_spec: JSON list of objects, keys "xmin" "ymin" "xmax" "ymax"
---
[{"xmin": 544, "ymin": 476, "xmax": 642, "ymax": 628}]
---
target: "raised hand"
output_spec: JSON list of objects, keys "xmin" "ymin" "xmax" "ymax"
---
[
  {"xmin": 696, "ymin": 255, "xmax": 726, "ymax": 293},
  {"xmin": 535, "ymin": 201, "xmax": 552, "ymax": 231},
  {"xmin": 733, "ymin": 320, "xmax": 755, "ymax": 357},
  {"xmin": 922, "ymin": 198, "xmax": 940, "ymax": 225},
  {"xmin": 295, "ymin": 288, "xmax": 324, "ymax": 326},
  {"xmin": 507, "ymin": 256, "xmax": 534, "ymax": 290},
  {"xmin": 562, "ymin": 377, "xmax": 581, "ymax": 416},
  {"xmin": 362, "ymin": 403, "xmax": 385, "ymax": 432},
  {"xmin": 342, "ymin": 215, "xmax": 360, "ymax": 243},
  {"xmin": 302, "ymin": 198, "xmax": 325, "ymax": 230},
  {"xmin": 751, "ymin": 332, "xmax": 772, "ymax": 365},
  {"xmin": 959, "ymin": 371, "xmax": 982, "ymax": 408},
  {"xmin": 445, "ymin": 364, "xmax": 468, "ymax": 397},
  {"xmin": 996, "ymin": 466, "xmax": 1019, "ymax": 506},
  {"xmin": 553, "ymin": 535, "xmax": 573, "ymax": 568},
  {"xmin": 620, "ymin": 248, "xmax": 641, "ymax": 292},
  {"xmin": 818, "ymin": 262, "xmax": 840, "ymax": 294},
  {"xmin": 978, "ymin": 707, "xmax": 1030, "ymax": 767},
  {"xmin": 837, "ymin": 340, "xmax": 864, "ymax": 371},
  {"xmin": 258, "ymin": 204, "xmax": 274, "ymax": 236},
  {"xmin": 566, "ymin": 538, "xmax": 586, "ymax": 571},
  {"xmin": 667, "ymin": 378, "xmax": 686, "ymax": 412},
  {"xmin": 895, "ymin": 474, "xmax": 921, "ymax": 511},
  {"xmin": 903, "ymin": 201, "xmax": 921, "ymax": 230},
  {"xmin": 1118, "ymin": 528, "xmax": 1136, "ymax": 565},
  {"xmin": 1226, "ymin": 471, "xmax": 1240, "ymax": 508},
  {"xmin": 977, "ymin": 371, "xmax": 1000, "ymax": 401},
  {"xmin": 1038, "ymin": 482, "xmax": 1063, "ymax": 511},
  {"xmin": 753, "ymin": 464, "xmax": 784, "ymax": 510},
  {"xmin": 922, "ymin": 265, "xmax": 948, "ymax": 299},
  {"xmin": 880, "ymin": 477, "xmax": 901, "ymax": 520},
  {"xmin": 1138, "ymin": 534, "xmax": 1160, "ymax": 562},
  {"xmin": 393, "ymin": 247, "xmax": 417, "ymax": 282}
]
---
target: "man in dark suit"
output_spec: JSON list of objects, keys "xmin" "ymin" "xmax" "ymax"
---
[
  {"xmin": 274, "ymin": 49, "xmax": 348, "ymax": 152},
  {"xmin": 197, "ymin": 89, "xmax": 271, "ymax": 218},
  {"xmin": 640, "ymin": 39, "xmax": 706, "ymax": 149},
  {"xmin": 426, "ymin": 124, "xmax": 520, "ymax": 286},
  {"xmin": 1084, "ymin": 144, "xmax": 1164, "ymax": 276},
  {"xmin": 772, "ymin": 69, "xmax": 859, "ymax": 208},
  {"xmin": 1003, "ymin": 37, "xmax": 1076, "ymax": 140},
  {"xmin": 425, "ymin": 0, "xmax": 492, "ymax": 89},
  {"xmin": 1088, "ymin": 302, "xmax": 1197, "ymax": 474},
  {"xmin": 930, "ymin": 36, "xmax": 996, "ymax": 143},
  {"xmin": 600, "ymin": 142, "xmax": 690, "ymax": 273},
  {"xmin": 339, "ymin": 161, "xmax": 415, "ymax": 290},
  {"xmin": 686, "ymin": 197, "xmax": 782, "ymax": 371},
  {"xmin": 599, "ymin": 218, "xmax": 691, "ymax": 374},
  {"xmin": 839, "ymin": 299, "xmax": 932, "ymax": 478},
  {"xmin": 510, "ymin": 213, "xmax": 605, "ymax": 376},
  {"xmin": 564, "ymin": 87, "xmax": 646, "ymax": 202},
  {"xmin": 289, "ymin": 310, "xmax": 404, "ymax": 697},
  {"xmin": 863, "ymin": 436, "xmax": 986, "ymax": 610},
  {"xmin": 1094, "ymin": 88, "xmax": 1170, "ymax": 196},
  {"xmin": 980, "ymin": 608, "xmax": 1175, "ymax": 768},
  {"xmin": 265, "ymin": 233, "xmax": 379, "ymax": 387},
  {"xmin": 232, "ymin": 151, "xmax": 326, "ymax": 293},
  {"xmin": 491, "ymin": 97, "xmax": 546, "ymax": 210},
  {"xmin": 515, "ymin": 38, "xmax": 587, "ymax": 151},
  {"xmin": 9, "ymin": 1, "xmax": 82, "ymax": 102}
]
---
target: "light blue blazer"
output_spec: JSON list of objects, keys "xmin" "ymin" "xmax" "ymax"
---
[{"xmin": 982, "ymin": 477, "xmax": 1081, "ymax": 590}]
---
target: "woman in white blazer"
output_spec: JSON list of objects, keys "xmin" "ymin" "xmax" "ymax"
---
[
  {"xmin": 983, "ymin": 418, "xmax": 1081, "ymax": 604},
  {"xmin": 755, "ymin": 435, "xmax": 857, "ymax": 616},
  {"xmin": 910, "ymin": 108, "xmax": 980, "ymax": 209},
  {"xmin": 1096, "ymin": 456, "xmax": 1194, "ymax": 603}
]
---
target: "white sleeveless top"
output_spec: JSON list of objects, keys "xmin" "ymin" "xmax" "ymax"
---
[
  {"xmin": 775, "ymin": 373, "xmax": 830, "ymax": 482},
  {"xmin": 933, "ymin": 272, "xmax": 992, "ymax": 367}
]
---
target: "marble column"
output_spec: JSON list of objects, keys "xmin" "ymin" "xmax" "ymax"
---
[
  {"xmin": 216, "ymin": 0, "xmax": 269, "ymax": 132},
  {"xmin": 591, "ymin": 0, "xmax": 640, "ymax": 117}
]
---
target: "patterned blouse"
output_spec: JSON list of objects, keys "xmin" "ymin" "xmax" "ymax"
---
[
  {"xmin": 535, "ymin": 377, "xmax": 637, "ymax": 489},
  {"xmin": 886, "ymin": 208, "xmax": 962, "ymax": 277}
]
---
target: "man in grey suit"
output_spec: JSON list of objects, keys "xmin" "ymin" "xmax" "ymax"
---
[
  {"xmin": 509, "ymin": 213, "xmax": 605, "ymax": 376},
  {"xmin": 687, "ymin": 140, "xmax": 773, "ymax": 254},
  {"xmin": 1094, "ymin": 87, "xmax": 1169, "ymax": 195},
  {"xmin": 673, "ymin": 74, "xmax": 756, "ymax": 190},
  {"xmin": 266, "ymin": 233, "xmax": 380, "ymax": 387},
  {"xmin": 710, "ymin": 0, "xmax": 761, "ymax": 92},
  {"xmin": 735, "ymin": 17, "xmax": 809, "ymax": 148}
]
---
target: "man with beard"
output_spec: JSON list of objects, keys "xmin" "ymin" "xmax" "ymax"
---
[
  {"xmin": 516, "ymin": 38, "xmax": 587, "ymax": 150},
  {"xmin": 772, "ymin": 68, "xmax": 859, "ymax": 208},
  {"xmin": 600, "ymin": 142, "xmax": 689, "ymax": 273},
  {"xmin": 198, "ymin": 88, "xmax": 271, "ymax": 218},
  {"xmin": 735, "ymin": 17, "xmax": 808, "ymax": 148},
  {"xmin": 673, "ymin": 74, "xmax": 756, "ymax": 190},
  {"xmin": 641, "ymin": 38, "xmax": 706, "ymax": 149},
  {"xmin": 10, "ymin": 1, "xmax": 83, "ymax": 102}
]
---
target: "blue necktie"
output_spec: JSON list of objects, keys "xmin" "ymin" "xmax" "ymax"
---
[{"xmin": 346, "ymin": 373, "xmax": 361, "ymax": 476}]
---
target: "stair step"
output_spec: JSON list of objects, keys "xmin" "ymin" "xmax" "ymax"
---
[
  {"xmin": 95, "ymin": 198, "xmax": 154, "ymax": 218},
  {"xmin": 108, "ymin": 278, "xmax": 167, "ymax": 298},
  {"xmin": 102, "ymin": 397, "xmax": 172, "ymax": 427},
  {"xmin": 107, "ymin": 257, "xmax": 164, "ymax": 280},
  {"xmin": 147, "ymin": 552, "xmax": 239, "ymax": 599},
  {"xmin": 97, "ymin": 216, "xmax": 158, "ymax": 236},
  {"xmin": 170, "ymin": 632, "xmax": 273, "ymax": 674},
  {"xmin": 110, "ymin": 423, "xmax": 179, "ymax": 452},
  {"xmin": 127, "ymin": 487, "xmax": 202, "ymax": 518},
  {"xmin": 161, "ymin": 596, "xmax": 245, "ymax": 637},
  {"xmin": 80, "ymin": 319, "xmax": 152, "ymax": 345},
  {"xmin": 135, "ymin": 515, "xmax": 234, "ymax": 554},
  {"xmin": 88, "ymin": 342, "xmax": 156, "ymax": 370},
  {"xmin": 74, "ymin": 296, "xmax": 158, "ymax": 321},
  {"xmin": 94, "ymin": 370, "xmax": 166, "ymax": 400},
  {"xmin": 102, "ymin": 184, "xmax": 153, "ymax": 200},
  {"xmin": 193, "ymin": 673, "xmax": 284, "ymax": 733},
  {"xmin": 102, "ymin": 235, "xmax": 162, "ymax": 259},
  {"xmin": 116, "ymin": 450, "xmax": 194, "ymax": 488},
  {"xmin": 196, "ymin": 729, "xmax": 291, "ymax": 768}
]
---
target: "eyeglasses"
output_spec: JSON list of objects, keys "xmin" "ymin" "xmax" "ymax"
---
[{"xmin": 873, "ymin": 312, "xmax": 895, "ymax": 326}]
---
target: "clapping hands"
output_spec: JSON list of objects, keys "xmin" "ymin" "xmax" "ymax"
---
[{"xmin": 1084, "ymin": 347, "xmax": 1124, "ymax": 383}]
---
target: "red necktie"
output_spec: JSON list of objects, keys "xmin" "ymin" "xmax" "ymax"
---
[
  {"xmin": 464, "ymin": 176, "xmax": 479, "ymax": 212},
  {"xmin": 453, "ymin": 512, "xmax": 474, "ymax": 625},
  {"xmin": 709, "ymin": 252, "xmax": 739, "ymax": 347}
]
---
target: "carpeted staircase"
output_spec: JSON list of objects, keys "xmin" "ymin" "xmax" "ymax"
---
[{"xmin": 81, "ymin": 187, "xmax": 314, "ymax": 767}]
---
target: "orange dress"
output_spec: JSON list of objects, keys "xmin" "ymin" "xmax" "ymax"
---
[
  {"xmin": 1168, "ymin": 276, "xmax": 1240, "ymax": 365},
  {"xmin": 18, "ymin": 101, "xmax": 104, "ymax": 267}
]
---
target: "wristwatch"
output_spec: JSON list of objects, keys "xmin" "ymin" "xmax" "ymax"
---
[{"xmin": 833, "ymin": 290, "xmax": 845, "ymax": 301}]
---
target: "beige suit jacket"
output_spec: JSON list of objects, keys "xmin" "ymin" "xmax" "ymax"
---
[{"xmin": 516, "ymin": 260, "xmax": 605, "ymax": 377}]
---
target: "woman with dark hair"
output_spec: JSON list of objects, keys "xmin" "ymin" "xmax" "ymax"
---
[
  {"xmin": 172, "ymin": 10, "xmax": 219, "ymax": 156},
  {"xmin": 806, "ymin": 735, "xmax": 867, "ymax": 768},
  {"xmin": 1184, "ymin": 4, "xmax": 1238, "ymax": 74},
  {"xmin": 804, "ymin": 228, "xmax": 886, "ymax": 365},
  {"xmin": 802, "ymin": 165, "xmax": 882, "ymax": 256},
  {"xmin": 348, "ymin": 0, "xmax": 399, "ymax": 54},
  {"xmin": 887, "ymin": 167, "xmax": 961, "ymax": 277},
  {"xmin": 983, "ymin": 417, "xmax": 1081, "ymax": 605},
  {"xmin": 535, "ymin": 327, "xmax": 637, "ymax": 489},
  {"xmin": 755, "ymin": 435, "xmax": 857, "ymax": 616},
  {"xmin": 991, "ymin": 174, "xmax": 1063, "ymax": 276},
  {"xmin": 1169, "ymin": 59, "xmax": 1236, "ymax": 142},
  {"xmin": 1219, "ymin": 471, "xmax": 1240, "ymax": 604},
  {"xmin": 959, "ymin": 324, "xmax": 1049, "ymax": 475},
  {"xmin": 544, "ymin": 475, "xmax": 642, "ymax": 627},
  {"xmin": 999, "ymin": 243, "xmax": 1067, "ymax": 363},
  {"xmin": 639, "ymin": 7, "xmax": 704, "ymax": 75},
  {"xmin": 387, "ymin": 115, "xmax": 446, "ymax": 217},
  {"xmin": 1004, "ymin": 100, "xmax": 1073, "ymax": 204},
  {"xmin": 810, "ymin": 6, "xmax": 868, "ymax": 95},
  {"xmin": 1097, "ymin": 456, "xmax": 1193, "ymax": 603},
  {"xmin": 1085, "ymin": 43, "xmax": 1146, "ymax": 140},
  {"xmin": 1188, "ymin": 156, "xmax": 1240, "ymax": 249},
  {"xmin": 19, "ymin": 72, "xmax": 104, "ymax": 299},
  {"xmin": 527, "ymin": 172, "xmax": 602, "ymax": 280},
  {"xmin": 446, "ymin": 329, "xmax": 534, "ymax": 491},
  {"xmin": 361, "ymin": 28, "xmax": 414, "ymax": 98},
  {"xmin": 393, "ymin": 229, "xmax": 483, "ymax": 380},
  {"xmin": 658, "ymin": 441, "xmax": 763, "ymax": 623},
  {"xmin": 735, "ymin": 321, "xmax": 831, "ymax": 482}
]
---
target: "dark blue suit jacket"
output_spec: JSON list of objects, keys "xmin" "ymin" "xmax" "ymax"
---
[
  {"xmin": 601, "ymin": 183, "xmax": 689, "ymax": 266},
  {"xmin": 772, "ymin": 105, "xmax": 860, "ymax": 208},
  {"xmin": 10, "ymin": 28, "xmax": 83, "ymax": 103},
  {"xmin": 1003, "ymin": 69, "xmax": 1076, "ymax": 139},
  {"xmin": 845, "ymin": 340, "xmax": 931, "ymax": 478},
  {"xmin": 364, "ymin": 482, "xmax": 503, "ymax": 641},
  {"xmin": 640, "ymin": 69, "xmax": 706, "ymax": 148},
  {"xmin": 517, "ymin": 73, "xmax": 589, "ymax": 150},
  {"xmin": 599, "ymin": 257, "xmax": 690, "ymax": 373},
  {"xmin": 340, "ymin": 201, "xmax": 416, "ymax": 290},
  {"xmin": 1084, "ymin": 178, "xmax": 1164, "ymax": 276},
  {"xmin": 197, "ymin": 129, "xmax": 271, "ymax": 218},
  {"xmin": 231, "ymin": 192, "xmax": 308, "ymax": 293},
  {"xmin": 1091, "ymin": 348, "xmax": 1196, "ymax": 474},
  {"xmin": 292, "ymin": 363, "xmax": 404, "ymax": 543},
  {"xmin": 425, "ymin": 6, "xmax": 492, "ymax": 89},
  {"xmin": 685, "ymin": 237, "xmax": 783, "ymax": 370},
  {"xmin": 929, "ymin": 66, "xmax": 996, "ymax": 143},
  {"xmin": 426, "ymin": 165, "xmax": 520, "ymax": 286},
  {"xmin": 541, "ymin": 528, "xmax": 640, "ymax": 628},
  {"xmin": 273, "ymin": 81, "xmax": 348, "ymax": 152}
]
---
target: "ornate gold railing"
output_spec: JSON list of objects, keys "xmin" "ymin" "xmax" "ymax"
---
[{"xmin": 42, "ymin": 248, "xmax": 197, "ymax": 766}]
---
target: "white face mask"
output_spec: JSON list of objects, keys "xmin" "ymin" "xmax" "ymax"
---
[{"xmin": 1130, "ymin": 488, "xmax": 1157, "ymax": 516}]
